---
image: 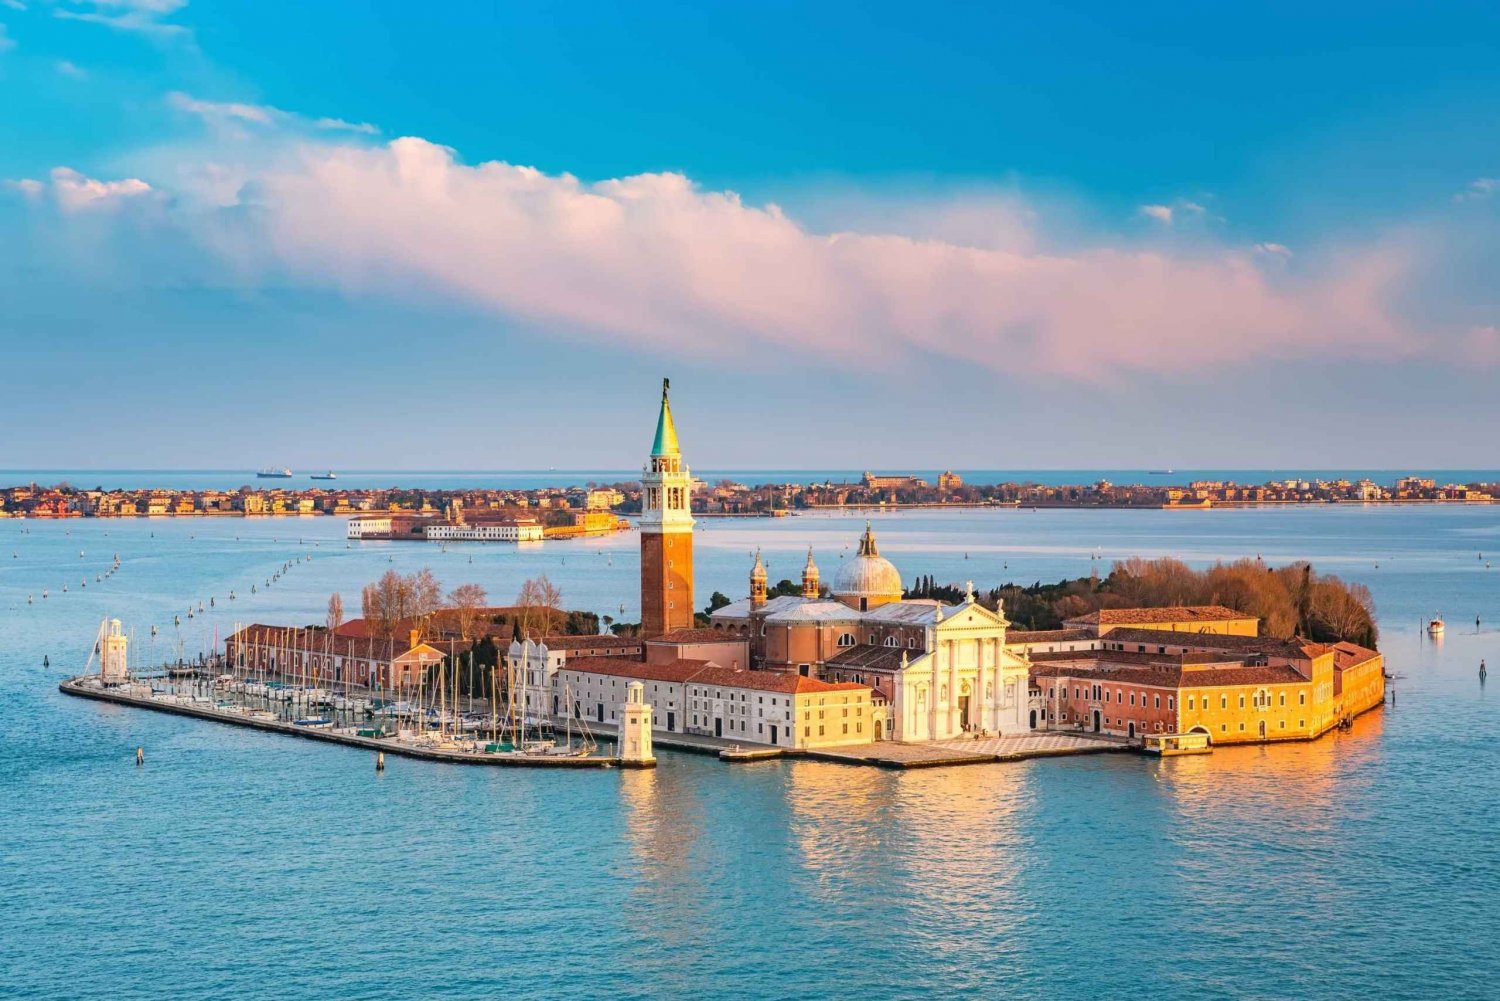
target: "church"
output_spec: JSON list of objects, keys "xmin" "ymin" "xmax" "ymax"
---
[
  {"xmin": 706, "ymin": 525, "xmax": 1031, "ymax": 742},
  {"xmin": 638, "ymin": 377, "xmax": 1030, "ymax": 743}
]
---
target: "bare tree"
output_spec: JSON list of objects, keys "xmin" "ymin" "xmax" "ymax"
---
[
  {"xmin": 359, "ymin": 568, "xmax": 444, "ymax": 641},
  {"xmin": 326, "ymin": 592, "xmax": 345, "ymax": 633},
  {"xmin": 448, "ymin": 582, "xmax": 488, "ymax": 642},
  {"xmin": 516, "ymin": 575, "xmax": 563, "ymax": 640}
]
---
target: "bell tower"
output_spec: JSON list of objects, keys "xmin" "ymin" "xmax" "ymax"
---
[
  {"xmin": 640, "ymin": 378, "xmax": 695, "ymax": 637},
  {"xmin": 801, "ymin": 548, "xmax": 820, "ymax": 599}
]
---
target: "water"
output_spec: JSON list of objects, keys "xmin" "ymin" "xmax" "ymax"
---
[
  {"xmin": 4, "ymin": 466, "xmax": 1499, "ymax": 491},
  {"xmin": 3, "ymin": 505, "xmax": 1497, "ymax": 999}
]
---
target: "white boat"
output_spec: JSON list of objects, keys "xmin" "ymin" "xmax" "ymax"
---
[
  {"xmin": 256, "ymin": 467, "xmax": 294, "ymax": 478},
  {"xmin": 1428, "ymin": 616, "xmax": 1445, "ymax": 635}
]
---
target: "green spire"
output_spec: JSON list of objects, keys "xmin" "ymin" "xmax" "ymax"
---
[{"xmin": 651, "ymin": 377, "xmax": 680, "ymax": 456}]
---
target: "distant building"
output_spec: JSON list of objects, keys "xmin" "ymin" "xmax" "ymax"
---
[{"xmin": 424, "ymin": 519, "xmax": 542, "ymax": 542}]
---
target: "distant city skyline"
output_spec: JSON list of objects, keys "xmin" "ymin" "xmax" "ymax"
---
[{"xmin": 1, "ymin": 3, "xmax": 1497, "ymax": 467}]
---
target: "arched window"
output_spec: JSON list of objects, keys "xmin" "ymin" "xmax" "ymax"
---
[
  {"xmin": 908, "ymin": 637, "xmax": 917, "ymax": 649},
  {"xmin": 837, "ymin": 633, "xmax": 856, "ymax": 648},
  {"xmin": 884, "ymin": 636, "xmax": 898, "ymax": 647}
]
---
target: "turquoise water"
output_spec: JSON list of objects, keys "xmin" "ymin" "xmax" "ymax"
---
[{"xmin": 3, "ymin": 506, "xmax": 1498, "ymax": 999}]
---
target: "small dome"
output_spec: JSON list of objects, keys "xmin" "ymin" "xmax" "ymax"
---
[{"xmin": 833, "ymin": 523, "xmax": 903, "ymax": 602}]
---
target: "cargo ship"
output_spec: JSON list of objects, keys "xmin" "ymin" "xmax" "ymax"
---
[{"xmin": 256, "ymin": 467, "xmax": 293, "ymax": 478}]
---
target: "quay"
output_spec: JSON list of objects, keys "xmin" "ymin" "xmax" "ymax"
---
[
  {"xmin": 60, "ymin": 674, "xmax": 1129, "ymax": 771},
  {"xmin": 58, "ymin": 677, "xmax": 618, "ymax": 769}
]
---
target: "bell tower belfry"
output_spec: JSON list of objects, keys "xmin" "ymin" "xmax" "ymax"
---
[{"xmin": 640, "ymin": 378, "xmax": 695, "ymax": 637}]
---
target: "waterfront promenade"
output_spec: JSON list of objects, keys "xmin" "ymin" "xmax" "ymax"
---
[{"xmin": 60, "ymin": 675, "xmax": 1128, "ymax": 770}]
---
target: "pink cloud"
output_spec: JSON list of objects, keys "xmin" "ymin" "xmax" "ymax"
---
[
  {"xmin": 8, "ymin": 167, "xmax": 155, "ymax": 210},
  {"xmin": 193, "ymin": 138, "xmax": 1414, "ymax": 379}
]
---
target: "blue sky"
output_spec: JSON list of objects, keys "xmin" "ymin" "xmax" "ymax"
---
[{"xmin": 1, "ymin": 2, "xmax": 1497, "ymax": 470}]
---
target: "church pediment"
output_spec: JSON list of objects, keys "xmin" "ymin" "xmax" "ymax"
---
[{"xmin": 934, "ymin": 600, "xmax": 1010, "ymax": 632}]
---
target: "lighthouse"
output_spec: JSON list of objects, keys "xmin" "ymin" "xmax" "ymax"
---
[
  {"xmin": 100, "ymin": 619, "xmax": 129, "ymax": 685},
  {"xmin": 617, "ymin": 681, "xmax": 656, "ymax": 768}
]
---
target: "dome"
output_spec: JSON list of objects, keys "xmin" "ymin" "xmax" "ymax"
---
[{"xmin": 833, "ymin": 523, "xmax": 904, "ymax": 605}]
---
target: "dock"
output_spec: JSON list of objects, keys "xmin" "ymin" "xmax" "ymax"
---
[
  {"xmin": 59, "ymin": 677, "xmax": 617, "ymax": 769},
  {"xmin": 61, "ymin": 676, "xmax": 1130, "ymax": 771}
]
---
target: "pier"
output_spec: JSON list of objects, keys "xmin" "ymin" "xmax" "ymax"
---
[{"xmin": 59, "ymin": 676, "xmax": 618, "ymax": 769}]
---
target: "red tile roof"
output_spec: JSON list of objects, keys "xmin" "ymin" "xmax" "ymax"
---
[
  {"xmin": 562, "ymin": 657, "xmax": 711, "ymax": 684},
  {"xmin": 1067, "ymin": 605, "xmax": 1256, "ymax": 626},
  {"xmin": 539, "ymin": 634, "xmax": 643, "ymax": 651},
  {"xmin": 561, "ymin": 657, "xmax": 871, "ymax": 696},
  {"xmin": 649, "ymin": 628, "xmax": 745, "ymax": 644}
]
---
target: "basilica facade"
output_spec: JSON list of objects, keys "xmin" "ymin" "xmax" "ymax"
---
[{"xmin": 709, "ymin": 524, "xmax": 1031, "ymax": 742}]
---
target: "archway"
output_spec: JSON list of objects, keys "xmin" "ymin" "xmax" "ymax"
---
[
  {"xmin": 1258, "ymin": 719, "xmax": 1267, "ymax": 740},
  {"xmin": 1092, "ymin": 709, "xmax": 1101, "ymax": 733},
  {"xmin": 1128, "ymin": 721, "xmax": 1136, "ymax": 739},
  {"xmin": 1029, "ymin": 709, "xmax": 1037, "ymax": 730}
]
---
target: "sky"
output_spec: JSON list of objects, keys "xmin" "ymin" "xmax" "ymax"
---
[{"xmin": 0, "ymin": 1, "xmax": 1497, "ymax": 471}]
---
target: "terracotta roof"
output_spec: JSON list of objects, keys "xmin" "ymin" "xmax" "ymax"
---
[
  {"xmin": 1179, "ymin": 665, "xmax": 1310, "ymax": 688},
  {"xmin": 561, "ymin": 657, "xmax": 713, "ymax": 684},
  {"xmin": 1097, "ymin": 628, "xmax": 1307, "ymax": 659},
  {"xmin": 1332, "ymin": 642, "xmax": 1381, "ymax": 670},
  {"xmin": 561, "ymin": 657, "xmax": 871, "ymax": 696},
  {"xmin": 539, "ymin": 634, "xmax": 642, "ymax": 651},
  {"xmin": 687, "ymin": 664, "xmax": 869, "ymax": 695},
  {"xmin": 1066, "ymin": 605, "xmax": 1256, "ymax": 626},
  {"xmin": 1007, "ymin": 628, "xmax": 1094, "ymax": 643},
  {"xmin": 825, "ymin": 645, "xmax": 910, "ymax": 671},
  {"xmin": 1029, "ymin": 661, "xmax": 1184, "ymax": 688},
  {"xmin": 650, "ymin": 628, "xmax": 743, "ymax": 644}
]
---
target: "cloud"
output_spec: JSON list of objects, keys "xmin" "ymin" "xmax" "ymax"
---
[
  {"xmin": 167, "ymin": 91, "xmax": 379, "ymax": 136},
  {"xmin": 53, "ymin": 1, "xmax": 189, "ymax": 36},
  {"xmin": 1, "ymin": 1, "xmax": 27, "ymax": 12},
  {"xmin": 16, "ymin": 136, "xmax": 1480, "ymax": 381},
  {"xmin": 313, "ymin": 117, "xmax": 379, "ymax": 135},
  {"xmin": 4, "ymin": 178, "xmax": 44, "ymax": 198},
  {"xmin": 1140, "ymin": 199, "xmax": 1213, "ymax": 226},
  {"xmin": 167, "ymin": 91, "xmax": 275, "ymax": 124},
  {"xmin": 0, "ymin": 23, "xmax": 14, "ymax": 52},
  {"xmin": 55, "ymin": 59, "xmax": 86, "ymax": 77},
  {"xmin": 1455, "ymin": 177, "xmax": 1498, "ymax": 202},
  {"xmin": 1462, "ymin": 326, "xmax": 1500, "ymax": 367},
  {"xmin": 105, "ymin": 136, "xmax": 1414, "ymax": 380},
  {"xmin": 10, "ymin": 166, "xmax": 154, "ymax": 210}
]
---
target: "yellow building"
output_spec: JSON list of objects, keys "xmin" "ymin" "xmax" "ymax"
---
[{"xmin": 1029, "ymin": 621, "xmax": 1384, "ymax": 746}]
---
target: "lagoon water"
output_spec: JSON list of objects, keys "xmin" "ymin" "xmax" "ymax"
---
[{"xmin": 3, "ymin": 504, "xmax": 1498, "ymax": 999}]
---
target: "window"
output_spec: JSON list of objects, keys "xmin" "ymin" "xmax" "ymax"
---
[
  {"xmin": 884, "ymin": 636, "xmax": 897, "ymax": 647},
  {"xmin": 837, "ymin": 633, "xmax": 855, "ymax": 648}
]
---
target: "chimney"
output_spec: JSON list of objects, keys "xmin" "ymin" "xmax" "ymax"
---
[{"xmin": 409, "ymin": 628, "xmax": 420, "ymax": 651}]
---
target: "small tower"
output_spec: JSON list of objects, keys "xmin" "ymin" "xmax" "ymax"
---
[
  {"xmin": 801, "ymin": 548, "xmax": 821, "ymax": 599},
  {"xmin": 750, "ymin": 548, "xmax": 768, "ymax": 608},
  {"xmin": 618, "ymin": 681, "xmax": 656, "ymax": 768},
  {"xmin": 100, "ymin": 618, "xmax": 129, "ymax": 684}
]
